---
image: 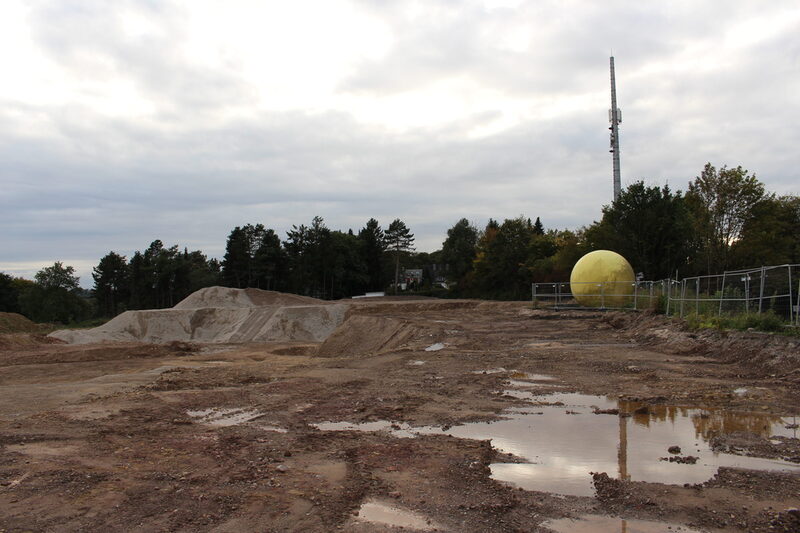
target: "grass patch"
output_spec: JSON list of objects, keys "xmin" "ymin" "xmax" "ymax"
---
[{"xmin": 684, "ymin": 311, "xmax": 792, "ymax": 334}]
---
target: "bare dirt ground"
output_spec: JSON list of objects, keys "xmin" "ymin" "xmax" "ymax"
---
[{"xmin": 1, "ymin": 300, "xmax": 799, "ymax": 532}]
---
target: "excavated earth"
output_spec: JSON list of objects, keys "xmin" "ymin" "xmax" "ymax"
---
[{"xmin": 1, "ymin": 290, "xmax": 800, "ymax": 532}]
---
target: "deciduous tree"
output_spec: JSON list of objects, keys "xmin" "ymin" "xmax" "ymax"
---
[{"xmin": 686, "ymin": 163, "xmax": 766, "ymax": 273}]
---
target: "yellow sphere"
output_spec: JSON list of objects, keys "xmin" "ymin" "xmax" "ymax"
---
[{"xmin": 569, "ymin": 250, "xmax": 635, "ymax": 307}]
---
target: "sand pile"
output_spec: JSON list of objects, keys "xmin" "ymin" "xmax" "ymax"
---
[
  {"xmin": 174, "ymin": 287, "xmax": 322, "ymax": 309},
  {"xmin": 316, "ymin": 315, "xmax": 422, "ymax": 357},
  {"xmin": 50, "ymin": 287, "xmax": 347, "ymax": 345}
]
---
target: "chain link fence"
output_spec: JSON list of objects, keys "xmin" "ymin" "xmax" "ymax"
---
[{"xmin": 532, "ymin": 264, "xmax": 800, "ymax": 326}]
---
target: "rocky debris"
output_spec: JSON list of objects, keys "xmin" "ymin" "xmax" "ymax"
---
[
  {"xmin": 592, "ymin": 408, "xmax": 620, "ymax": 415},
  {"xmin": 660, "ymin": 455, "xmax": 699, "ymax": 464}
]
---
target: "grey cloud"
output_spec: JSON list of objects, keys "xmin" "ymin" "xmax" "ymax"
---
[{"xmin": 3, "ymin": 0, "xmax": 800, "ymax": 285}]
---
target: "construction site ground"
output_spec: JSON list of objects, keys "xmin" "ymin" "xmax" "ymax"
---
[{"xmin": 1, "ymin": 299, "xmax": 799, "ymax": 532}]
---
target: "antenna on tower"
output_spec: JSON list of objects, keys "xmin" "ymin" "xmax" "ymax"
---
[{"xmin": 609, "ymin": 56, "xmax": 622, "ymax": 201}]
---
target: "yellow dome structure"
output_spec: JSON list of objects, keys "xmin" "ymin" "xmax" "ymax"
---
[{"xmin": 569, "ymin": 250, "xmax": 635, "ymax": 307}]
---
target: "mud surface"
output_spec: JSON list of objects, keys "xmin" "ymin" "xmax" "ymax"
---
[{"xmin": 2, "ymin": 301, "xmax": 800, "ymax": 532}]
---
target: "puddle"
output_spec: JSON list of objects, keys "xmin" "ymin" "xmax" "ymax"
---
[
  {"xmin": 424, "ymin": 343, "xmax": 445, "ymax": 352},
  {"xmin": 543, "ymin": 514, "xmax": 703, "ymax": 533},
  {"xmin": 408, "ymin": 360, "xmax": 426, "ymax": 366},
  {"xmin": 356, "ymin": 499, "xmax": 437, "ymax": 530},
  {"xmin": 186, "ymin": 407, "xmax": 265, "ymax": 427},
  {"xmin": 518, "ymin": 373, "xmax": 557, "ymax": 381},
  {"xmin": 446, "ymin": 393, "xmax": 800, "ymax": 496},
  {"xmin": 259, "ymin": 425, "xmax": 288, "ymax": 433},
  {"xmin": 315, "ymin": 392, "xmax": 800, "ymax": 497},
  {"xmin": 472, "ymin": 367, "xmax": 507, "ymax": 374},
  {"xmin": 734, "ymin": 387, "xmax": 748, "ymax": 395}
]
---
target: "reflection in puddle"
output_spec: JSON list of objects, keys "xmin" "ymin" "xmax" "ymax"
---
[
  {"xmin": 543, "ymin": 514, "xmax": 703, "ymax": 533},
  {"xmin": 356, "ymin": 500, "xmax": 437, "ymax": 530},
  {"xmin": 315, "ymin": 392, "xmax": 800, "ymax": 497},
  {"xmin": 451, "ymin": 393, "xmax": 800, "ymax": 497},
  {"xmin": 187, "ymin": 407, "xmax": 265, "ymax": 427}
]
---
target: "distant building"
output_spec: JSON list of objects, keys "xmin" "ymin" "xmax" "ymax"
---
[{"xmin": 403, "ymin": 269, "xmax": 423, "ymax": 284}]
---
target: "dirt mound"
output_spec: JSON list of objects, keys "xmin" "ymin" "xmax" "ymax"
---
[
  {"xmin": 49, "ymin": 304, "xmax": 348, "ymax": 345},
  {"xmin": 0, "ymin": 312, "xmax": 42, "ymax": 333},
  {"xmin": 0, "ymin": 333, "xmax": 61, "ymax": 350},
  {"xmin": 605, "ymin": 311, "xmax": 800, "ymax": 375},
  {"xmin": 174, "ymin": 286, "xmax": 323, "ymax": 309},
  {"xmin": 316, "ymin": 315, "xmax": 420, "ymax": 357},
  {"xmin": 50, "ymin": 287, "xmax": 344, "ymax": 345}
]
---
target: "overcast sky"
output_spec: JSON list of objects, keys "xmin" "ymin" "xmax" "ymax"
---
[{"xmin": 2, "ymin": 0, "xmax": 799, "ymax": 287}]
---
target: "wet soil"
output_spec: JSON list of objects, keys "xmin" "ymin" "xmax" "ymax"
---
[{"xmin": 1, "ymin": 302, "xmax": 799, "ymax": 532}]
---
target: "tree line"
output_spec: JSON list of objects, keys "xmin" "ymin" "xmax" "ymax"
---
[{"xmin": 2, "ymin": 162, "xmax": 797, "ymax": 323}]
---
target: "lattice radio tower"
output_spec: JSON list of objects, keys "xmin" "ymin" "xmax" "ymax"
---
[{"xmin": 609, "ymin": 56, "xmax": 622, "ymax": 201}]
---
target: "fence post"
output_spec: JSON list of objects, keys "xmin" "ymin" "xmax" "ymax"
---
[
  {"xmin": 796, "ymin": 279, "xmax": 800, "ymax": 326},
  {"xmin": 600, "ymin": 283, "xmax": 605, "ymax": 309},
  {"xmin": 680, "ymin": 279, "xmax": 686, "ymax": 318},
  {"xmin": 758, "ymin": 266, "xmax": 765, "ymax": 314},
  {"xmin": 789, "ymin": 267, "xmax": 794, "ymax": 325},
  {"xmin": 718, "ymin": 272, "xmax": 726, "ymax": 317},
  {"xmin": 666, "ymin": 279, "xmax": 671, "ymax": 316},
  {"xmin": 556, "ymin": 283, "xmax": 561, "ymax": 310},
  {"xmin": 696, "ymin": 278, "xmax": 700, "ymax": 315},
  {"xmin": 633, "ymin": 282, "xmax": 638, "ymax": 310}
]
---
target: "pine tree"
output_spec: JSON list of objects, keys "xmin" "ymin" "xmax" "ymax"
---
[{"xmin": 385, "ymin": 219, "xmax": 415, "ymax": 294}]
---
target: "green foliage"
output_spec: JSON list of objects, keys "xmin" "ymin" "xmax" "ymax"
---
[
  {"xmin": 127, "ymin": 240, "xmax": 221, "ymax": 310},
  {"xmin": 472, "ymin": 217, "xmax": 556, "ymax": 299},
  {"xmin": 19, "ymin": 263, "xmax": 91, "ymax": 324},
  {"xmin": 223, "ymin": 224, "xmax": 285, "ymax": 290},
  {"xmin": 0, "ymin": 273, "xmax": 22, "ymax": 313},
  {"xmin": 35, "ymin": 261, "xmax": 80, "ymax": 291},
  {"xmin": 686, "ymin": 163, "xmax": 766, "ymax": 273},
  {"xmin": 327, "ymin": 230, "xmax": 369, "ymax": 299},
  {"xmin": 731, "ymin": 195, "xmax": 800, "ymax": 267},
  {"xmin": 441, "ymin": 218, "xmax": 478, "ymax": 286},
  {"xmin": 92, "ymin": 251, "xmax": 129, "ymax": 317},
  {"xmin": 385, "ymin": 219, "xmax": 415, "ymax": 294},
  {"xmin": 358, "ymin": 218, "xmax": 386, "ymax": 292},
  {"xmin": 684, "ymin": 311, "xmax": 786, "ymax": 333},
  {"xmin": 584, "ymin": 181, "xmax": 691, "ymax": 279}
]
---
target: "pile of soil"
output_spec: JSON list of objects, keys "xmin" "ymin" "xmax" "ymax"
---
[
  {"xmin": 174, "ymin": 286, "xmax": 323, "ymax": 309},
  {"xmin": 605, "ymin": 311, "xmax": 800, "ymax": 376},
  {"xmin": 316, "ymin": 315, "xmax": 420, "ymax": 357},
  {"xmin": 49, "ymin": 287, "xmax": 347, "ymax": 345},
  {"xmin": 0, "ymin": 312, "xmax": 42, "ymax": 334}
]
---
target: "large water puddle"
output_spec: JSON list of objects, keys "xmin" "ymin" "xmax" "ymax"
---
[
  {"xmin": 543, "ymin": 514, "xmax": 703, "ymax": 533},
  {"xmin": 355, "ymin": 500, "xmax": 438, "ymax": 530},
  {"xmin": 315, "ymin": 389, "xmax": 800, "ymax": 497}
]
